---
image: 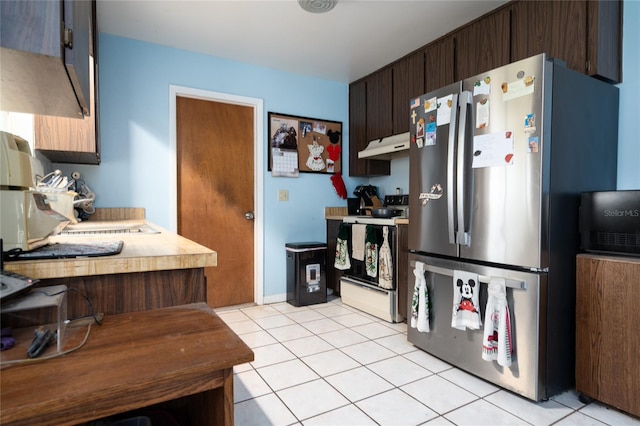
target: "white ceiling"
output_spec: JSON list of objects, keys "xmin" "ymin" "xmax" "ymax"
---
[{"xmin": 96, "ymin": 0, "xmax": 507, "ymax": 84}]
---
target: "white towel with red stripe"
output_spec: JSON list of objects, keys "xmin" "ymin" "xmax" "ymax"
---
[{"xmin": 482, "ymin": 277, "xmax": 513, "ymax": 367}]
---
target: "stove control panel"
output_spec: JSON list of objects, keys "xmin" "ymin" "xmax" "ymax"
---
[{"xmin": 384, "ymin": 195, "xmax": 409, "ymax": 206}]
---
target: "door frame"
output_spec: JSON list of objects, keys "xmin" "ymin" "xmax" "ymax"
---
[{"xmin": 169, "ymin": 85, "xmax": 264, "ymax": 305}]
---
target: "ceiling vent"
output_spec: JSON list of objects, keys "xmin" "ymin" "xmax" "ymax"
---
[{"xmin": 298, "ymin": 0, "xmax": 337, "ymax": 14}]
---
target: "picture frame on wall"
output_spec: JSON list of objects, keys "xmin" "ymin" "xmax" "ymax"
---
[{"xmin": 268, "ymin": 112, "xmax": 343, "ymax": 176}]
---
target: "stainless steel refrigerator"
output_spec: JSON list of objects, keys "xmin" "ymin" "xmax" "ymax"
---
[{"xmin": 407, "ymin": 54, "xmax": 619, "ymax": 401}]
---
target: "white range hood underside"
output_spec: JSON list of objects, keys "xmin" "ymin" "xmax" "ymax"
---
[{"xmin": 358, "ymin": 132, "xmax": 410, "ymax": 160}]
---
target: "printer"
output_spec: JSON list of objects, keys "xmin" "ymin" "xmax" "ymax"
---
[
  {"xmin": 0, "ymin": 131, "xmax": 70, "ymax": 251},
  {"xmin": 579, "ymin": 190, "xmax": 640, "ymax": 256}
]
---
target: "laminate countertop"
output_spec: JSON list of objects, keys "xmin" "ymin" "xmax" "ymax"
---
[{"xmin": 3, "ymin": 220, "xmax": 217, "ymax": 280}]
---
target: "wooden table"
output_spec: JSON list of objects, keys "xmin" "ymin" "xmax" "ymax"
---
[{"xmin": 0, "ymin": 303, "xmax": 254, "ymax": 425}]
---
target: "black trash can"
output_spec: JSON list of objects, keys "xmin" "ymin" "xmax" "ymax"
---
[{"xmin": 286, "ymin": 242, "xmax": 327, "ymax": 307}]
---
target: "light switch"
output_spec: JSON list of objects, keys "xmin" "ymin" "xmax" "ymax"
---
[{"xmin": 278, "ymin": 189, "xmax": 289, "ymax": 201}]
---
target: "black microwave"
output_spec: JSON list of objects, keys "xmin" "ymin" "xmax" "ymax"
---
[{"xmin": 579, "ymin": 190, "xmax": 640, "ymax": 256}]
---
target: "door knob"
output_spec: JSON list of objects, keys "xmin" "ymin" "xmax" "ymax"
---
[{"xmin": 245, "ymin": 212, "xmax": 254, "ymax": 220}]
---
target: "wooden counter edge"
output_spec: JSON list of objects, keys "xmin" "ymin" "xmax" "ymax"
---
[
  {"xmin": 3, "ymin": 220, "xmax": 218, "ymax": 279},
  {"xmin": 0, "ymin": 303, "xmax": 254, "ymax": 426}
]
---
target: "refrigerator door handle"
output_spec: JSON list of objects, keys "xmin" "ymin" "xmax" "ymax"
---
[
  {"xmin": 447, "ymin": 93, "xmax": 459, "ymax": 245},
  {"xmin": 456, "ymin": 91, "xmax": 473, "ymax": 246},
  {"xmin": 410, "ymin": 260, "xmax": 527, "ymax": 290}
]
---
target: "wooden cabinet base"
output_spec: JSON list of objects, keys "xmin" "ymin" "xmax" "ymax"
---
[
  {"xmin": 576, "ymin": 254, "xmax": 640, "ymax": 418},
  {"xmin": 2, "ymin": 269, "xmax": 207, "ymax": 329}
]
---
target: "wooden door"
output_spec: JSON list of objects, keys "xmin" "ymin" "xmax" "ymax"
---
[{"xmin": 177, "ymin": 97, "xmax": 254, "ymax": 308}]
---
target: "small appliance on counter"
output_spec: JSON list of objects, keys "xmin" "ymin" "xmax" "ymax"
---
[
  {"xmin": 0, "ymin": 131, "xmax": 70, "ymax": 251},
  {"xmin": 580, "ymin": 190, "xmax": 640, "ymax": 256},
  {"xmin": 352, "ymin": 185, "xmax": 379, "ymax": 215}
]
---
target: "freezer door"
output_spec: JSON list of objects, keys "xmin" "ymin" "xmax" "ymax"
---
[
  {"xmin": 407, "ymin": 254, "xmax": 547, "ymax": 401},
  {"xmin": 408, "ymin": 81, "xmax": 462, "ymax": 257},
  {"xmin": 460, "ymin": 54, "xmax": 547, "ymax": 268}
]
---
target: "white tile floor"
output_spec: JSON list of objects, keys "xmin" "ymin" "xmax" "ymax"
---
[{"xmin": 216, "ymin": 297, "xmax": 640, "ymax": 426}]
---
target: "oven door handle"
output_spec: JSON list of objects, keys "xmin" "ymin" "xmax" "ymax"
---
[{"xmin": 340, "ymin": 276, "xmax": 392, "ymax": 294}]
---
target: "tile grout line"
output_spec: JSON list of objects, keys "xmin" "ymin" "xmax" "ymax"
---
[{"xmin": 227, "ymin": 302, "xmax": 626, "ymax": 426}]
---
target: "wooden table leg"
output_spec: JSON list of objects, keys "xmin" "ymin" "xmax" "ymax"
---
[{"xmin": 187, "ymin": 368, "xmax": 234, "ymax": 426}]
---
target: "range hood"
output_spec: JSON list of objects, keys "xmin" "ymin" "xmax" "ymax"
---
[{"xmin": 358, "ymin": 132, "xmax": 410, "ymax": 160}]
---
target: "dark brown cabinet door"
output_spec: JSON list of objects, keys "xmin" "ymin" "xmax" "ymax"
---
[
  {"xmin": 36, "ymin": 54, "xmax": 99, "ymax": 164},
  {"xmin": 349, "ymin": 79, "xmax": 391, "ymax": 177},
  {"xmin": 424, "ymin": 37, "xmax": 455, "ymax": 93},
  {"xmin": 586, "ymin": 0, "xmax": 622, "ymax": 83},
  {"xmin": 511, "ymin": 0, "xmax": 621, "ymax": 83},
  {"xmin": 454, "ymin": 7, "xmax": 511, "ymax": 80},
  {"xmin": 393, "ymin": 51, "xmax": 425, "ymax": 134},
  {"xmin": 0, "ymin": 0, "xmax": 92, "ymax": 118},
  {"xmin": 366, "ymin": 68, "xmax": 393, "ymax": 141},
  {"xmin": 511, "ymin": 0, "xmax": 587, "ymax": 77},
  {"xmin": 348, "ymin": 80, "xmax": 368, "ymax": 176}
]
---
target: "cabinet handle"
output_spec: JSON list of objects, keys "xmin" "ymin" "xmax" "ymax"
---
[{"xmin": 245, "ymin": 212, "xmax": 254, "ymax": 221}]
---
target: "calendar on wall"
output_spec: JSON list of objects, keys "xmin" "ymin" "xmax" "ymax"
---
[{"xmin": 268, "ymin": 112, "xmax": 342, "ymax": 177}]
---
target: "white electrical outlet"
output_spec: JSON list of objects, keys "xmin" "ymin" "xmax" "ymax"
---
[{"xmin": 278, "ymin": 189, "xmax": 289, "ymax": 201}]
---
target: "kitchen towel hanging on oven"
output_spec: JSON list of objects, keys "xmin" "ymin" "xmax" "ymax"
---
[
  {"xmin": 451, "ymin": 270, "xmax": 482, "ymax": 330},
  {"xmin": 365, "ymin": 225, "xmax": 378, "ymax": 278},
  {"xmin": 352, "ymin": 224, "xmax": 366, "ymax": 261},
  {"xmin": 334, "ymin": 223, "xmax": 351, "ymax": 270},
  {"xmin": 378, "ymin": 226, "xmax": 393, "ymax": 289}
]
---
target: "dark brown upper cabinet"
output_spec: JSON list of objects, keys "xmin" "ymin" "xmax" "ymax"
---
[
  {"xmin": 352, "ymin": 69, "xmax": 394, "ymax": 177},
  {"xmin": 393, "ymin": 51, "xmax": 425, "ymax": 135},
  {"xmin": 349, "ymin": 79, "xmax": 391, "ymax": 177},
  {"xmin": 511, "ymin": 1, "xmax": 587, "ymax": 76},
  {"xmin": 1, "ymin": 0, "xmax": 92, "ymax": 118},
  {"xmin": 454, "ymin": 7, "xmax": 511, "ymax": 80},
  {"xmin": 424, "ymin": 37, "xmax": 456, "ymax": 94},
  {"xmin": 511, "ymin": 0, "xmax": 621, "ymax": 84},
  {"xmin": 586, "ymin": 0, "xmax": 622, "ymax": 83},
  {"xmin": 348, "ymin": 0, "xmax": 621, "ymax": 177},
  {"xmin": 366, "ymin": 68, "xmax": 393, "ymax": 142}
]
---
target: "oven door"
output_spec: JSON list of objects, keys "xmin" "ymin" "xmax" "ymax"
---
[{"xmin": 341, "ymin": 223, "xmax": 397, "ymax": 290}]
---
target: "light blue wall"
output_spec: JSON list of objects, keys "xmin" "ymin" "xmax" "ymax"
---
[
  {"xmin": 56, "ymin": 34, "xmax": 365, "ymax": 299},
  {"xmin": 617, "ymin": 0, "xmax": 640, "ymax": 189},
  {"xmin": 57, "ymin": 2, "xmax": 638, "ymax": 299}
]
